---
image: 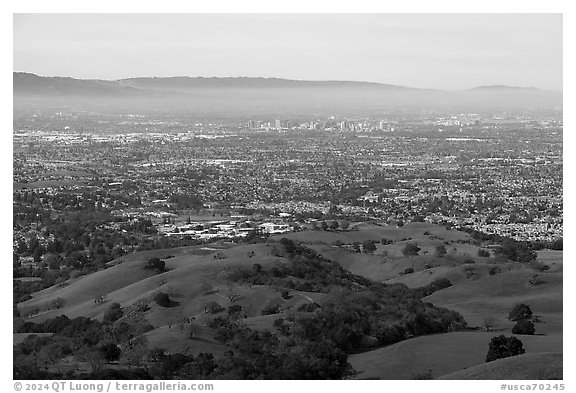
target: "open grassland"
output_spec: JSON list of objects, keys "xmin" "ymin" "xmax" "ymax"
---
[
  {"xmin": 276, "ymin": 222, "xmax": 469, "ymax": 246},
  {"xmin": 424, "ymin": 269, "xmax": 562, "ymax": 332},
  {"xmin": 536, "ymin": 250, "xmax": 563, "ymax": 272},
  {"xmin": 17, "ymin": 241, "xmax": 331, "ymax": 352},
  {"xmin": 439, "ymin": 352, "xmax": 562, "ymax": 380},
  {"xmin": 20, "ymin": 243, "xmax": 282, "ymax": 322},
  {"xmin": 349, "ymin": 331, "xmax": 562, "ymax": 379}
]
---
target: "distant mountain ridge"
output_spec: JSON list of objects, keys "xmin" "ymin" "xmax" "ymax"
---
[
  {"xmin": 471, "ymin": 85, "xmax": 540, "ymax": 91},
  {"xmin": 14, "ymin": 72, "xmax": 146, "ymax": 97},
  {"xmin": 16, "ymin": 72, "xmax": 556, "ymax": 93},
  {"xmin": 15, "ymin": 72, "xmax": 427, "ymax": 94},
  {"xmin": 13, "ymin": 72, "xmax": 562, "ymax": 114}
]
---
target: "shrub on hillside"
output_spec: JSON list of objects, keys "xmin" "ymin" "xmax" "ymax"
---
[
  {"xmin": 478, "ymin": 249, "xmax": 491, "ymax": 258},
  {"xmin": 297, "ymin": 302, "xmax": 321, "ymax": 312},
  {"xmin": 400, "ymin": 267, "xmax": 415, "ymax": 275},
  {"xmin": 145, "ymin": 257, "xmax": 166, "ymax": 273},
  {"xmin": 497, "ymin": 240, "xmax": 537, "ymax": 263},
  {"xmin": 434, "ymin": 244, "xmax": 447, "ymax": 257},
  {"xmin": 548, "ymin": 238, "xmax": 562, "ymax": 250},
  {"xmin": 227, "ymin": 304, "xmax": 244, "ymax": 318},
  {"xmin": 489, "ymin": 266, "xmax": 501, "ymax": 276},
  {"xmin": 261, "ymin": 304, "xmax": 280, "ymax": 316},
  {"xmin": 402, "ymin": 243, "xmax": 421, "ymax": 256},
  {"xmin": 511, "ymin": 320, "xmax": 535, "ymax": 335},
  {"xmin": 204, "ymin": 301, "xmax": 225, "ymax": 314},
  {"xmin": 134, "ymin": 300, "xmax": 150, "ymax": 313},
  {"xmin": 508, "ymin": 304, "xmax": 533, "ymax": 321},
  {"xmin": 362, "ymin": 240, "xmax": 377, "ymax": 254},
  {"xmin": 273, "ymin": 318, "xmax": 290, "ymax": 335},
  {"xmin": 529, "ymin": 260, "xmax": 550, "ymax": 272},
  {"xmin": 50, "ymin": 297, "xmax": 66, "ymax": 310},
  {"xmin": 99, "ymin": 342, "xmax": 121, "ymax": 362},
  {"xmin": 528, "ymin": 274, "xmax": 546, "ymax": 286},
  {"xmin": 485, "ymin": 335, "xmax": 525, "ymax": 362},
  {"xmin": 154, "ymin": 292, "xmax": 173, "ymax": 308},
  {"xmin": 279, "ymin": 238, "xmax": 296, "ymax": 256},
  {"xmin": 103, "ymin": 303, "xmax": 123, "ymax": 325},
  {"xmin": 412, "ymin": 278, "xmax": 452, "ymax": 298}
]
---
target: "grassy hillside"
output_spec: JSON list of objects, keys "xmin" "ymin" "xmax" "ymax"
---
[
  {"xmin": 18, "ymin": 243, "xmax": 278, "ymax": 322},
  {"xmin": 424, "ymin": 269, "xmax": 562, "ymax": 332},
  {"xmin": 15, "ymin": 223, "xmax": 562, "ymax": 380},
  {"xmin": 439, "ymin": 352, "xmax": 562, "ymax": 380},
  {"xmin": 349, "ymin": 331, "xmax": 563, "ymax": 379},
  {"xmin": 279, "ymin": 222, "xmax": 502, "ymax": 286},
  {"xmin": 276, "ymin": 222, "xmax": 469, "ymax": 246}
]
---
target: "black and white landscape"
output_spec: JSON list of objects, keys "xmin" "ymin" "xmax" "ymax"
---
[{"xmin": 13, "ymin": 13, "xmax": 563, "ymax": 381}]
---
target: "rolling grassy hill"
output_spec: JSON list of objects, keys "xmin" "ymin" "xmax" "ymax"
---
[
  {"xmin": 18, "ymin": 245, "xmax": 217, "ymax": 319},
  {"xmin": 20, "ymin": 243, "xmax": 284, "ymax": 321},
  {"xmin": 278, "ymin": 222, "xmax": 485, "ymax": 283},
  {"xmin": 15, "ymin": 223, "xmax": 562, "ymax": 379},
  {"xmin": 344, "ymin": 226, "xmax": 562, "ymax": 379},
  {"xmin": 17, "ymin": 241, "xmax": 333, "ymax": 353},
  {"xmin": 424, "ymin": 268, "xmax": 563, "ymax": 333},
  {"xmin": 349, "ymin": 332, "xmax": 563, "ymax": 380},
  {"xmin": 439, "ymin": 352, "xmax": 563, "ymax": 380}
]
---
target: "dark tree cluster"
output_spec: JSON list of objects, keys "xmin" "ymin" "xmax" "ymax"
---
[
  {"xmin": 508, "ymin": 304, "xmax": 533, "ymax": 321},
  {"xmin": 511, "ymin": 320, "xmax": 536, "ymax": 335},
  {"xmin": 486, "ymin": 335, "xmax": 525, "ymax": 362},
  {"xmin": 459, "ymin": 228, "xmax": 542, "ymax": 263},
  {"xmin": 144, "ymin": 257, "xmax": 167, "ymax": 273},
  {"xmin": 154, "ymin": 292, "xmax": 176, "ymax": 308},
  {"xmin": 508, "ymin": 304, "xmax": 536, "ymax": 335},
  {"xmin": 14, "ymin": 306, "xmax": 156, "ymax": 379},
  {"xmin": 362, "ymin": 240, "xmax": 377, "ymax": 254},
  {"xmin": 477, "ymin": 248, "xmax": 491, "ymax": 258},
  {"xmin": 411, "ymin": 278, "xmax": 452, "ymax": 298},
  {"xmin": 219, "ymin": 241, "xmax": 467, "ymax": 352},
  {"xmin": 402, "ymin": 242, "xmax": 421, "ymax": 256},
  {"xmin": 103, "ymin": 303, "xmax": 124, "ymax": 325},
  {"xmin": 497, "ymin": 240, "xmax": 537, "ymax": 263}
]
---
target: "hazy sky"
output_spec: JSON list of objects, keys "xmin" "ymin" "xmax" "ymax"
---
[{"xmin": 13, "ymin": 13, "xmax": 563, "ymax": 90}]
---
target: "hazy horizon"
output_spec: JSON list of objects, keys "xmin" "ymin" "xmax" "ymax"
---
[
  {"xmin": 14, "ymin": 14, "xmax": 562, "ymax": 91},
  {"xmin": 11, "ymin": 70, "xmax": 563, "ymax": 92}
]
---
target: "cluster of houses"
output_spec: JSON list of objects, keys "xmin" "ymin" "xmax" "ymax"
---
[{"xmin": 156, "ymin": 218, "xmax": 292, "ymax": 239}]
